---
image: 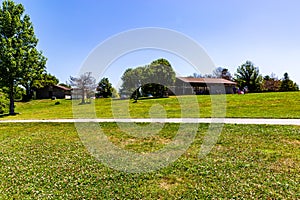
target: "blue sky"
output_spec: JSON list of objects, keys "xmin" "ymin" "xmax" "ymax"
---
[{"xmin": 13, "ymin": 0, "xmax": 300, "ymax": 86}]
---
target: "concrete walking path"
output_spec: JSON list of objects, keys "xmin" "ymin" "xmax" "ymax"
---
[{"xmin": 0, "ymin": 118, "xmax": 299, "ymax": 125}]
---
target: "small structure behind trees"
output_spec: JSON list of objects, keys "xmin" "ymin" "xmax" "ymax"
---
[
  {"xmin": 28, "ymin": 73, "xmax": 59, "ymax": 100},
  {"xmin": 35, "ymin": 84, "xmax": 72, "ymax": 99}
]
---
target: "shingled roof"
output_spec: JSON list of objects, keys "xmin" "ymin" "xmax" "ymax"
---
[
  {"xmin": 177, "ymin": 77, "xmax": 237, "ymax": 85},
  {"xmin": 54, "ymin": 85, "xmax": 72, "ymax": 91}
]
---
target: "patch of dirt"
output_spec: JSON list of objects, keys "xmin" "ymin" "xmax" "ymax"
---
[
  {"xmin": 282, "ymin": 139, "xmax": 300, "ymax": 146},
  {"xmin": 269, "ymin": 158, "xmax": 299, "ymax": 172}
]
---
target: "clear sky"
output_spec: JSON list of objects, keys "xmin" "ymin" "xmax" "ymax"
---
[{"xmin": 13, "ymin": 0, "xmax": 300, "ymax": 87}]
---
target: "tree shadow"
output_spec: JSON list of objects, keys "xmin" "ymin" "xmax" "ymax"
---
[
  {"xmin": 0, "ymin": 113, "xmax": 20, "ymax": 118},
  {"xmin": 78, "ymin": 102, "xmax": 92, "ymax": 105}
]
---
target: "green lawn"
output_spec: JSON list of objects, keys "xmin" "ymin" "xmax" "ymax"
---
[
  {"xmin": 0, "ymin": 123, "xmax": 299, "ymax": 199},
  {"xmin": 1, "ymin": 91, "xmax": 299, "ymax": 120},
  {"xmin": 1, "ymin": 92, "xmax": 299, "ymax": 198}
]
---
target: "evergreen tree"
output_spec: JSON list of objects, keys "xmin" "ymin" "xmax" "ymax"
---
[
  {"xmin": 96, "ymin": 77, "xmax": 113, "ymax": 98},
  {"xmin": 280, "ymin": 72, "xmax": 299, "ymax": 91}
]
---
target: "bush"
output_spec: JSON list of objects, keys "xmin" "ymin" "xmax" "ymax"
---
[{"xmin": 0, "ymin": 90, "xmax": 9, "ymax": 114}]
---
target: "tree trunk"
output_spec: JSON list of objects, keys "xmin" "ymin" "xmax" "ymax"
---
[
  {"xmin": 81, "ymin": 89, "xmax": 85, "ymax": 104},
  {"xmin": 9, "ymin": 81, "xmax": 15, "ymax": 115}
]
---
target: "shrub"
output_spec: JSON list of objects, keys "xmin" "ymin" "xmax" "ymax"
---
[{"xmin": 0, "ymin": 89, "xmax": 9, "ymax": 114}]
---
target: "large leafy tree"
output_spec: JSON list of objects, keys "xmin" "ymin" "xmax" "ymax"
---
[
  {"xmin": 280, "ymin": 72, "xmax": 299, "ymax": 92},
  {"xmin": 144, "ymin": 59, "xmax": 176, "ymax": 97},
  {"xmin": 120, "ymin": 58, "xmax": 176, "ymax": 98},
  {"xmin": 234, "ymin": 61, "xmax": 262, "ymax": 92},
  {"xmin": 96, "ymin": 77, "xmax": 113, "ymax": 98},
  {"xmin": 0, "ymin": 0, "xmax": 47, "ymax": 114},
  {"xmin": 69, "ymin": 72, "xmax": 96, "ymax": 104}
]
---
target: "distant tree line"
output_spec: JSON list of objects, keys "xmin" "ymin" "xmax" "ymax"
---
[
  {"xmin": 233, "ymin": 61, "xmax": 298, "ymax": 92},
  {"xmin": 190, "ymin": 60, "xmax": 299, "ymax": 93}
]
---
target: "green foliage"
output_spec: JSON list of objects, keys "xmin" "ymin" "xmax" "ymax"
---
[
  {"xmin": 120, "ymin": 58, "xmax": 176, "ymax": 98},
  {"xmin": 280, "ymin": 72, "xmax": 299, "ymax": 92},
  {"xmin": 150, "ymin": 58, "xmax": 171, "ymax": 66},
  {"xmin": 96, "ymin": 77, "xmax": 113, "ymax": 98},
  {"xmin": 32, "ymin": 73, "xmax": 59, "ymax": 89},
  {"xmin": 2, "ymin": 85, "xmax": 25, "ymax": 101},
  {"xmin": 0, "ymin": 89, "xmax": 8, "ymax": 114},
  {"xmin": 0, "ymin": 0, "xmax": 47, "ymax": 113},
  {"xmin": 0, "ymin": 123, "xmax": 299, "ymax": 198},
  {"xmin": 234, "ymin": 61, "xmax": 262, "ymax": 92},
  {"xmin": 14, "ymin": 85, "xmax": 25, "ymax": 100}
]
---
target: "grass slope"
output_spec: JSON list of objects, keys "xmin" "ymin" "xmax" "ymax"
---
[
  {"xmin": 0, "ymin": 123, "xmax": 299, "ymax": 199},
  {"xmin": 0, "ymin": 91, "xmax": 299, "ymax": 120}
]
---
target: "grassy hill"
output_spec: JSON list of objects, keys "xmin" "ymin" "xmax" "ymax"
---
[{"xmin": 1, "ymin": 91, "xmax": 299, "ymax": 120}]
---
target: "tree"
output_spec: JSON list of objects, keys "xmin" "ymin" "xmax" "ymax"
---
[
  {"xmin": 19, "ymin": 50, "xmax": 47, "ymax": 101},
  {"xmin": 96, "ymin": 77, "xmax": 113, "ymax": 98},
  {"xmin": 69, "ymin": 72, "xmax": 96, "ymax": 104},
  {"xmin": 0, "ymin": 0, "xmax": 47, "ymax": 114},
  {"xmin": 213, "ymin": 67, "xmax": 232, "ymax": 80},
  {"xmin": 234, "ymin": 61, "xmax": 262, "ymax": 92},
  {"xmin": 144, "ymin": 58, "xmax": 176, "ymax": 97},
  {"xmin": 120, "ymin": 58, "xmax": 176, "ymax": 99},
  {"xmin": 120, "ymin": 67, "xmax": 144, "ymax": 99},
  {"xmin": 32, "ymin": 73, "xmax": 59, "ymax": 88},
  {"xmin": 262, "ymin": 74, "xmax": 281, "ymax": 92},
  {"xmin": 280, "ymin": 72, "xmax": 299, "ymax": 92}
]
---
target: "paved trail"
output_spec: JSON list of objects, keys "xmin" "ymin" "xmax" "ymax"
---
[{"xmin": 0, "ymin": 118, "xmax": 299, "ymax": 125}]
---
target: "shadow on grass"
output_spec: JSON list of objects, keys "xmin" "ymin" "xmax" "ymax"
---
[
  {"xmin": 78, "ymin": 102, "xmax": 92, "ymax": 105},
  {"xmin": 0, "ymin": 112, "xmax": 20, "ymax": 118}
]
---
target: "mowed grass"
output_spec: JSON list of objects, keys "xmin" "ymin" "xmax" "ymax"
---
[
  {"xmin": 0, "ymin": 123, "xmax": 299, "ymax": 199},
  {"xmin": 1, "ymin": 91, "xmax": 299, "ymax": 120}
]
